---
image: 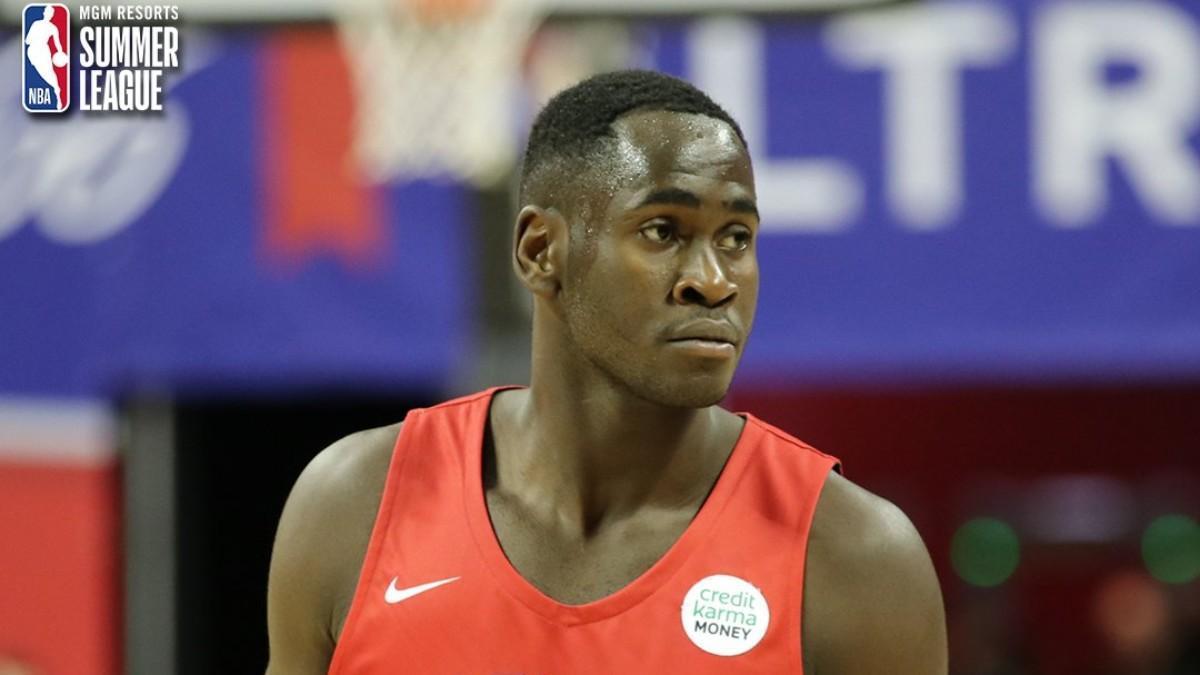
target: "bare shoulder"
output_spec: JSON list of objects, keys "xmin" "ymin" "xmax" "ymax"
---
[
  {"xmin": 265, "ymin": 422, "xmax": 401, "ymax": 674},
  {"xmin": 802, "ymin": 471, "xmax": 948, "ymax": 675}
]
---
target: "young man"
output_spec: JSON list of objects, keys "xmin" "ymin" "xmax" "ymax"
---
[{"xmin": 266, "ymin": 70, "xmax": 947, "ymax": 674}]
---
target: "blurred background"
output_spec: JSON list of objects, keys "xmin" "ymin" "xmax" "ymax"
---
[{"xmin": 1, "ymin": 0, "xmax": 1199, "ymax": 673}]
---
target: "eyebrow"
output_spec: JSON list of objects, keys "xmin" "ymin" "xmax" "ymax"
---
[
  {"xmin": 634, "ymin": 188, "xmax": 760, "ymax": 220},
  {"xmin": 725, "ymin": 198, "xmax": 760, "ymax": 220},
  {"xmin": 636, "ymin": 188, "xmax": 701, "ymax": 210}
]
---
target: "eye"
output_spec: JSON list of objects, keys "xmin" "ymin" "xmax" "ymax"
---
[
  {"xmin": 639, "ymin": 220, "xmax": 677, "ymax": 244},
  {"xmin": 717, "ymin": 226, "xmax": 753, "ymax": 251}
]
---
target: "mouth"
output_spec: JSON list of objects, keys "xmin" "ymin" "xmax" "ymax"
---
[
  {"xmin": 666, "ymin": 337, "xmax": 737, "ymax": 358},
  {"xmin": 665, "ymin": 319, "xmax": 740, "ymax": 347},
  {"xmin": 664, "ymin": 318, "xmax": 740, "ymax": 359}
]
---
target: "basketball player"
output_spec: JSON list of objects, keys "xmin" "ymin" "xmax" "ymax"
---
[{"xmin": 266, "ymin": 70, "xmax": 947, "ymax": 674}]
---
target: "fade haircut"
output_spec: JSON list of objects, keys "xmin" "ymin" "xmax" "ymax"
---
[{"xmin": 518, "ymin": 69, "xmax": 747, "ymax": 208}]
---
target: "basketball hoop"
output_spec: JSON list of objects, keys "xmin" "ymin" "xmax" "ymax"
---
[{"xmin": 335, "ymin": 0, "xmax": 543, "ymax": 187}]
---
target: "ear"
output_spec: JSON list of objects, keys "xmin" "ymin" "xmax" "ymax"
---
[{"xmin": 513, "ymin": 205, "xmax": 567, "ymax": 298}]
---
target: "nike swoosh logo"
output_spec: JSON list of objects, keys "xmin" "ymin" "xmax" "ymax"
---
[{"xmin": 384, "ymin": 576, "xmax": 461, "ymax": 604}]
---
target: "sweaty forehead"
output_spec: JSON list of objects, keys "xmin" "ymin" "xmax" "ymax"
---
[{"xmin": 607, "ymin": 110, "xmax": 753, "ymax": 191}]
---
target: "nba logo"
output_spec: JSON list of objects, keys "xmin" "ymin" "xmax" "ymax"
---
[{"xmin": 22, "ymin": 3, "xmax": 70, "ymax": 112}]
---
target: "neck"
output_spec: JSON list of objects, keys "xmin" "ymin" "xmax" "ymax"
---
[{"xmin": 491, "ymin": 318, "xmax": 742, "ymax": 536}]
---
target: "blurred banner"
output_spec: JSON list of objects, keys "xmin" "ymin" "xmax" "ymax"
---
[
  {"xmin": 2, "ymin": 0, "xmax": 1199, "ymax": 399},
  {"xmin": 0, "ymin": 30, "xmax": 473, "ymax": 397},
  {"xmin": 667, "ymin": 0, "xmax": 1200, "ymax": 383}
]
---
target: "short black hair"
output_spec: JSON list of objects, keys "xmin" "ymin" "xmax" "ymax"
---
[{"xmin": 519, "ymin": 69, "xmax": 747, "ymax": 207}]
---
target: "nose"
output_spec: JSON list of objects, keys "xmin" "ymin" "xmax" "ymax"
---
[{"xmin": 671, "ymin": 241, "xmax": 737, "ymax": 308}]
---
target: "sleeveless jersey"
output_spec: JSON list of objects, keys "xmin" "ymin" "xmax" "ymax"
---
[{"xmin": 329, "ymin": 387, "xmax": 840, "ymax": 674}]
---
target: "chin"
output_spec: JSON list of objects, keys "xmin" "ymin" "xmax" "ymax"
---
[{"xmin": 635, "ymin": 372, "xmax": 732, "ymax": 409}]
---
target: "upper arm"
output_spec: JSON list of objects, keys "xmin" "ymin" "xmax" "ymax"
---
[
  {"xmin": 803, "ymin": 472, "xmax": 948, "ymax": 675},
  {"xmin": 265, "ymin": 424, "xmax": 398, "ymax": 675}
]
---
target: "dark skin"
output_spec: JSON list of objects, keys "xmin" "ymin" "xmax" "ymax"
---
[{"xmin": 266, "ymin": 110, "xmax": 948, "ymax": 674}]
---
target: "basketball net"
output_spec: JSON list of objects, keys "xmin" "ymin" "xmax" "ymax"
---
[{"xmin": 335, "ymin": 0, "xmax": 543, "ymax": 187}]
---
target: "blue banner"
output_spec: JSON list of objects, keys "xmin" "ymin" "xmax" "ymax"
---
[
  {"xmin": 0, "ymin": 32, "xmax": 472, "ymax": 396},
  {"xmin": 653, "ymin": 0, "xmax": 1200, "ymax": 382}
]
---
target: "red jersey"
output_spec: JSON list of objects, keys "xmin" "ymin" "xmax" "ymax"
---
[{"xmin": 329, "ymin": 387, "xmax": 840, "ymax": 674}]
